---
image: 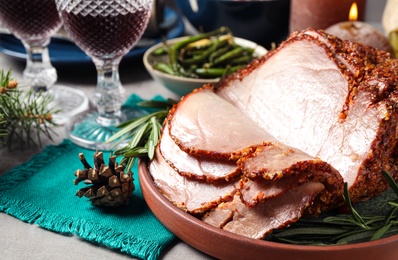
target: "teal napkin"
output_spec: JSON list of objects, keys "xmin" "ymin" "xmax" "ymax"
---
[{"xmin": 0, "ymin": 95, "xmax": 177, "ymax": 260}]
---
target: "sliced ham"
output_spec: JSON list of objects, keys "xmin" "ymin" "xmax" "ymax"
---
[
  {"xmin": 216, "ymin": 28, "xmax": 398, "ymax": 203},
  {"xmin": 160, "ymin": 120, "xmax": 240, "ymax": 182},
  {"xmin": 237, "ymin": 143, "xmax": 343, "ymax": 214},
  {"xmin": 147, "ymin": 28, "xmax": 398, "ymax": 240},
  {"xmin": 149, "ymin": 146, "xmax": 238, "ymax": 214},
  {"xmin": 203, "ymin": 182, "xmax": 324, "ymax": 239},
  {"xmin": 167, "ymin": 86, "xmax": 277, "ymax": 161}
]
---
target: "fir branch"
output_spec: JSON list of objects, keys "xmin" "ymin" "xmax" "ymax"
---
[{"xmin": 0, "ymin": 69, "xmax": 58, "ymax": 149}]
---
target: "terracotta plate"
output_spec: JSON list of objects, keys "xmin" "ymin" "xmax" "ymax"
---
[{"xmin": 138, "ymin": 161, "xmax": 398, "ymax": 260}]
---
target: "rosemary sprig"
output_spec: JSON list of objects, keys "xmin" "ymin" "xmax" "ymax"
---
[
  {"xmin": 107, "ymin": 99, "xmax": 175, "ymax": 172},
  {"xmin": 265, "ymin": 171, "xmax": 398, "ymax": 245}
]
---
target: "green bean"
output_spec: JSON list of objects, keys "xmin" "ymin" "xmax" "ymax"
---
[
  {"xmin": 152, "ymin": 62, "xmax": 176, "ymax": 76},
  {"xmin": 211, "ymin": 46, "xmax": 246, "ymax": 66},
  {"xmin": 209, "ymin": 44, "xmax": 234, "ymax": 63},
  {"xmin": 194, "ymin": 65, "xmax": 244, "ymax": 78},
  {"xmin": 179, "ymin": 38, "xmax": 224, "ymax": 66},
  {"xmin": 169, "ymin": 27, "xmax": 230, "ymax": 75},
  {"xmin": 152, "ymin": 47, "xmax": 168, "ymax": 56},
  {"xmin": 228, "ymin": 55, "xmax": 253, "ymax": 65}
]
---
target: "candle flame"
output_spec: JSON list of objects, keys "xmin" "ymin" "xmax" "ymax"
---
[{"xmin": 349, "ymin": 2, "xmax": 358, "ymax": 21}]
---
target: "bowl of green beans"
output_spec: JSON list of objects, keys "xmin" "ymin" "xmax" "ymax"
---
[{"xmin": 143, "ymin": 27, "xmax": 268, "ymax": 96}]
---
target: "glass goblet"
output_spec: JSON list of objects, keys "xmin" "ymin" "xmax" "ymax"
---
[
  {"xmin": 0, "ymin": 0, "xmax": 89, "ymax": 125},
  {"xmin": 55, "ymin": 0, "xmax": 153, "ymax": 150}
]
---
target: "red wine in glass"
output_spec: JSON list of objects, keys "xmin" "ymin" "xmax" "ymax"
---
[
  {"xmin": 56, "ymin": 0, "xmax": 153, "ymax": 150},
  {"xmin": 0, "ymin": 0, "xmax": 89, "ymax": 124},
  {"xmin": 0, "ymin": 0, "xmax": 61, "ymax": 45},
  {"xmin": 60, "ymin": 9, "xmax": 151, "ymax": 59}
]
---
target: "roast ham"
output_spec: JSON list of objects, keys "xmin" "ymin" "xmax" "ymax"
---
[
  {"xmin": 217, "ymin": 28, "xmax": 398, "ymax": 203},
  {"xmin": 153, "ymin": 86, "xmax": 343, "ymax": 239},
  {"xmin": 147, "ymin": 28, "xmax": 398, "ymax": 239}
]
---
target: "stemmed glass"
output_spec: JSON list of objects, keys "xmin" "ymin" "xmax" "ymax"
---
[
  {"xmin": 0, "ymin": 0, "xmax": 89, "ymax": 124},
  {"xmin": 55, "ymin": 0, "xmax": 153, "ymax": 150}
]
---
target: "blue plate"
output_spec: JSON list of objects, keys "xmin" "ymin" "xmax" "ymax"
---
[{"xmin": 0, "ymin": 7, "xmax": 184, "ymax": 63}]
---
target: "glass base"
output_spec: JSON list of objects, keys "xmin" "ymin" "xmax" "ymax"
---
[
  {"xmin": 49, "ymin": 85, "xmax": 89, "ymax": 125},
  {"xmin": 65, "ymin": 107, "xmax": 148, "ymax": 151}
]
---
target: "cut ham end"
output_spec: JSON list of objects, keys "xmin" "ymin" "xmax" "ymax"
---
[{"xmin": 203, "ymin": 182, "xmax": 324, "ymax": 239}]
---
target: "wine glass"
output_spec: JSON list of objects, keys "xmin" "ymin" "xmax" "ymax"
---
[
  {"xmin": 55, "ymin": 0, "xmax": 153, "ymax": 150},
  {"xmin": 0, "ymin": 0, "xmax": 89, "ymax": 125}
]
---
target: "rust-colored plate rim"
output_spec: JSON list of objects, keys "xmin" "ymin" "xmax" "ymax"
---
[{"xmin": 138, "ymin": 161, "xmax": 398, "ymax": 260}]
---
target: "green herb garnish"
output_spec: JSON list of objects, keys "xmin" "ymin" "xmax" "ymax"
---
[
  {"xmin": 266, "ymin": 171, "xmax": 398, "ymax": 245},
  {"xmin": 106, "ymin": 99, "xmax": 175, "ymax": 172}
]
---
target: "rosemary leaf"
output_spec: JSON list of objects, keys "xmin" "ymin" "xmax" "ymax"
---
[
  {"xmin": 382, "ymin": 170, "xmax": 398, "ymax": 196},
  {"xmin": 136, "ymin": 99, "xmax": 176, "ymax": 109},
  {"xmin": 336, "ymin": 229, "xmax": 378, "ymax": 244},
  {"xmin": 107, "ymin": 113, "xmax": 154, "ymax": 142},
  {"xmin": 147, "ymin": 139, "xmax": 155, "ymax": 159},
  {"xmin": 371, "ymin": 223, "xmax": 393, "ymax": 241},
  {"xmin": 343, "ymin": 182, "xmax": 369, "ymax": 229},
  {"xmin": 128, "ymin": 122, "xmax": 149, "ymax": 149},
  {"xmin": 383, "ymin": 207, "xmax": 398, "ymax": 226},
  {"xmin": 388, "ymin": 201, "xmax": 398, "ymax": 207},
  {"xmin": 274, "ymin": 227, "xmax": 347, "ymax": 238}
]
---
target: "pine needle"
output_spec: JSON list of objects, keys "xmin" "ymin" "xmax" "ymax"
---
[{"xmin": 0, "ymin": 69, "xmax": 58, "ymax": 149}]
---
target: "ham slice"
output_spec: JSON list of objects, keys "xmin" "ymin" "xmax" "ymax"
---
[
  {"xmin": 216, "ymin": 28, "xmax": 398, "ymax": 203},
  {"xmin": 149, "ymin": 146, "xmax": 238, "ymax": 214},
  {"xmin": 167, "ymin": 86, "xmax": 277, "ymax": 161},
  {"xmin": 160, "ymin": 120, "xmax": 240, "ymax": 182},
  {"xmin": 203, "ymin": 182, "xmax": 324, "ymax": 239},
  {"xmin": 238, "ymin": 143, "xmax": 343, "ymax": 214}
]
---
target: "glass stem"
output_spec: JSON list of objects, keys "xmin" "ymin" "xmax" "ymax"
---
[
  {"xmin": 93, "ymin": 57, "xmax": 126, "ymax": 127},
  {"xmin": 23, "ymin": 39, "xmax": 57, "ymax": 92}
]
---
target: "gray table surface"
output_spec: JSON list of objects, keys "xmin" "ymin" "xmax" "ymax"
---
[{"xmin": 0, "ymin": 1, "xmax": 387, "ymax": 259}]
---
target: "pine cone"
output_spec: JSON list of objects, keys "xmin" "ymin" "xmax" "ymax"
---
[{"xmin": 73, "ymin": 151, "xmax": 134, "ymax": 207}]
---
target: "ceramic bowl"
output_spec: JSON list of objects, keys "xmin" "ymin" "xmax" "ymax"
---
[
  {"xmin": 143, "ymin": 36, "xmax": 267, "ymax": 97},
  {"xmin": 138, "ymin": 160, "xmax": 398, "ymax": 260}
]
